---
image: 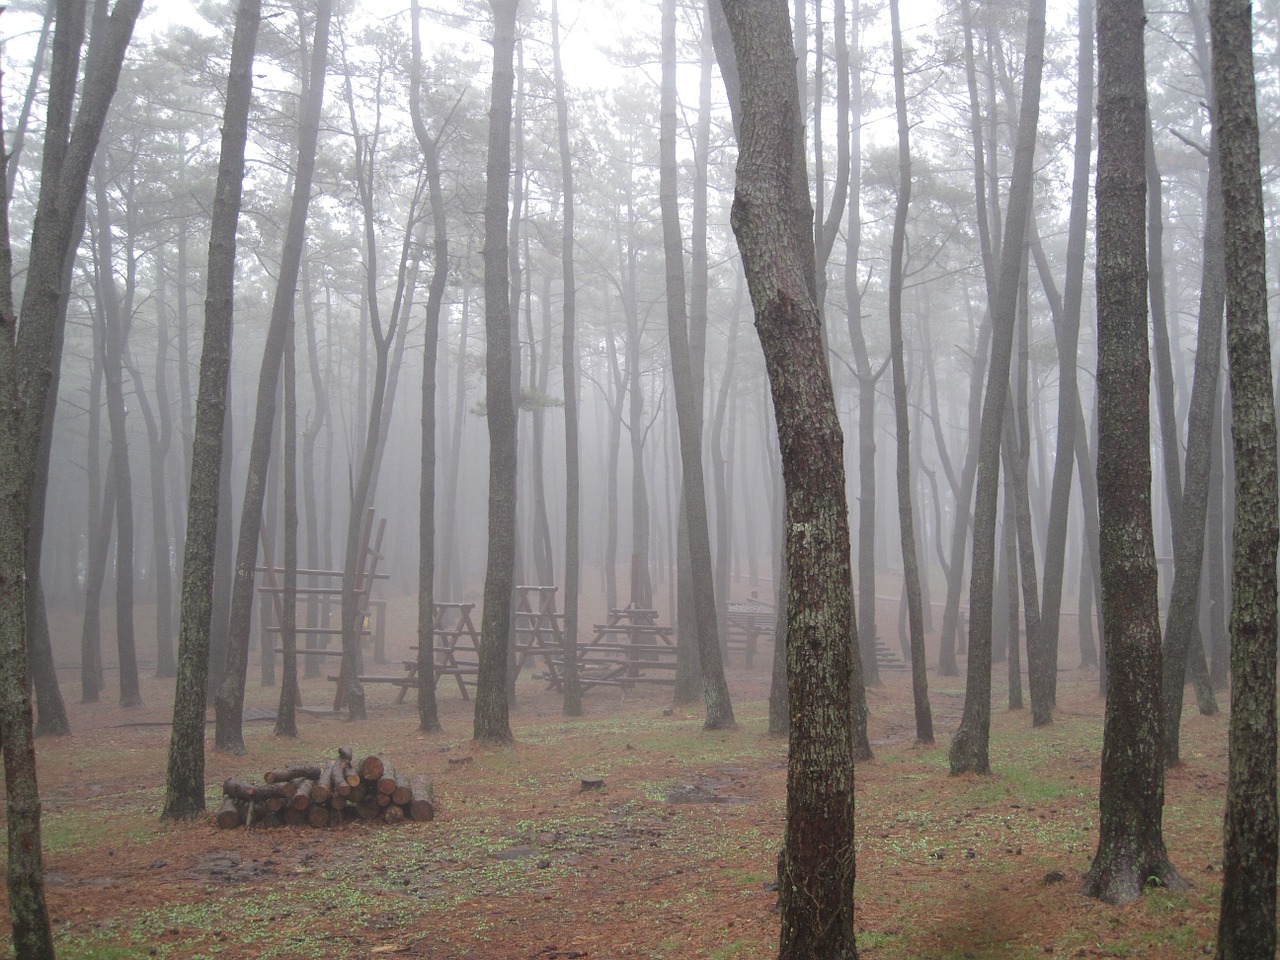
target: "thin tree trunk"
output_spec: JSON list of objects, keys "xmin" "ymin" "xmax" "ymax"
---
[
  {"xmin": 214, "ymin": 0, "xmax": 332, "ymax": 753},
  {"xmin": 473, "ymin": 0, "xmax": 521, "ymax": 745},
  {"xmin": 409, "ymin": 0, "xmax": 448, "ymax": 732},
  {"xmin": 950, "ymin": 0, "xmax": 1046, "ymax": 775},
  {"xmin": 661, "ymin": 0, "xmax": 733, "ymax": 730},
  {"xmin": 93, "ymin": 167, "xmax": 141, "ymax": 708},
  {"xmin": 551, "ymin": 0, "xmax": 582, "ymax": 718},
  {"xmin": 1161, "ymin": 128, "xmax": 1225, "ymax": 765},
  {"xmin": 1037, "ymin": 0, "xmax": 1092, "ymax": 702},
  {"xmin": 886, "ymin": 0, "xmax": 931, "ymax": 744},
  {"xmin": 163, "ymin": 0, "xmax": 260, "ymax": 819}
]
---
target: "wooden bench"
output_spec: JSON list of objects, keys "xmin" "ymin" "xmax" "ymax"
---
[{"xmin": 725, "ymin": 609, "xmax": 774, "ymax": 669}]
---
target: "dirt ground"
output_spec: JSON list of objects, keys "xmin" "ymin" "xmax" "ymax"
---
[{"xmin": 0, "ymin": 618, "xmax": 1242, "ymax": 959}]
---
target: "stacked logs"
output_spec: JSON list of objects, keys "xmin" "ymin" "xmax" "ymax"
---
[{"xmin": 216, "ymin": 747, "xmax": 434, "ymax": 829}]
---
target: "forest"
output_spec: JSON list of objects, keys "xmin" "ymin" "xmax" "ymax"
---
[{"xmin": 0, "ymin": 0, "xmax": 1276, "ymax": 957}]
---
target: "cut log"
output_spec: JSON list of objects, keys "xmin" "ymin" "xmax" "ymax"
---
[
  {"xmin": 338, "ymin": 746, "xmax": 354, "ymax": 765},
  {"xmin": 282, "ymin": 806, "xmax": 307, "ymax": 827},
  {"xmin": 329, "ymin": 793, "xmax": 348, "ymax": 813},
  {"xmin": 310, "ymin": 775, "xmax": 331, "ymax": 807},
  {"xmin": 264, "ymin": 764, "xmax": 322, "ymax": 784},
  {"xmin": 390, "ymin": 772, "xmax": 412, "ymax": 806},
  {"xmin": 263, "ymin": 796, "xmax": 288, "ymax": 814},
  {"xmin": 222, "ymin": 777, "xmax": 298, "ymax": 803},
  {"xmin": 328, "ymin": 763, "xmax": 352, "ymax": 797},
  {"xmin": 383, "ymin": 805, "xmax": 405, "ymax": 825},
  {"xmin": 407, "ymin": 777, "xmax": 435, "ymax": 821},
  {"xmin": 355, "ymin": 795, "xmax": 381, "ymax": 820},
  {"xmin": 216, "ymin": 797, "xmax": 245, "ymax": 829},
  {"xmin": 375, "ymin": 792, "xmax": 392, "ymax": 808},
  {"xmin": 376, "ymin": 764, "xmax": 399, "ymax": 796},
  {"xmin": 358, "ymin": 754, "xmax": 385, "ymax": 781},
  {"xmin": 307, "ymin": 805, "xmax": 332, "ymax": 828},
  {"xmin": 290, "ymin": 778, "xmax": 315, "ymax": 811}
]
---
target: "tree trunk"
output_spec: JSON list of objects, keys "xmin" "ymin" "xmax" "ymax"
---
[
  {"xmin": 19, "ymin": 0, "xmax": 146, "ymax": 738},
  {"xmin": 1037, "ymin": 0, "xmax": 1092, "ymax": 703},
  {"xmin": 0, "ymin": 62, "xmax": 56, "ymax": 960},
  {"xmin": 1082, "ymin": 0, "xmax": 1184, "ymax": 903},
  {"xmin": 409, "ymin": 0, "xmax": 448, "ymax": 733},
  {"xmin": 551, "ymin": 0, "xmax": 582, "ymax": 718},
  {"xmin": 274, "ymin": 319, "xmax": 299, "ymax": 738},
  {"xmin": 214, "ymin": 0, "xmax": 332, "ymax": 753},
  {"xmin": 661, "ymin": 0, "xmax": 733, "ymax": 731},
  {"xmin": 886, "ymin": 0, "xmax": 931, "ymax": 745},
  {"xmin": 163, "ymin": 0, "xmax": 260, "ymax": 818},
  {"xmin": 1160, "ymin": 128, "xmax": 1225, "ymax": 766},
  {"xmin": 1211, "ymin": 0, "xmax": 1279, "ymax": 951},
  {"xmin": 949, "ymin": 0, "xmax": 1046, "ymax": 776},
  {"xmin": 473, "ymin": 0, "xmax": 521, "ymax": 745},
  {"xmin": 713, "ymin": 1, "xmax": 858, "ymax": 955},
  {"xmin": 93, "ymin": 159, "xmax": 141, "ymax": 708},
  {"xmin": 80, "ymin": 322, "xmax": 111, "ymax": 703}
]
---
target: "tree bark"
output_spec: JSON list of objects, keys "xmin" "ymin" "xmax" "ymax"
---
[
  {"xmin": 886, "ymin": 0, "xmax": 931, "ymax": 745},
  {"xmin": 473, "ymin": 0, "xmax": 521, "ymax": 745},
  {"xmin": 661, "ymin": 0, "xmax": 733, "ymax": 730},
  {"xmin": 714, "ymin": 1, "xmax": 858, "ymax": 955},
  {"xmin": 213, "ymin": 0, "xmax": 332, "ymax": 753},
  {"xmin": 163, "ymin": 0, "xmax": 260, "ymax": 818},
  {"xmin": 1160, "ymin": 128, "xmax": 1225, "ymax": 765},
  {"xmin": 1211, "ymin": 0, "xmax": 1279, "ymax": 952},
  {"xmin": 551, "ymin": 0, "xmax": 583, "ymax": 718},
  {"xmin": 1037, "ymin": 0, "xmax": 1092, "ymax": 700},
  {"xmin": 949, "ymin": 0, "xmax": 1046, "ymax": 776},
  {"xmin": 1082, "ymin": 0, "xmax": 1184, "ymax": 903},
  {"xmin": 0, "ymin": 50, "xmax": 56, "ymax": 959}
]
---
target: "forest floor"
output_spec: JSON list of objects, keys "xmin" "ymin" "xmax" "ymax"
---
[{"xmin": 0, "ymin": 629, "xmax": 1236, "ymax": 960}]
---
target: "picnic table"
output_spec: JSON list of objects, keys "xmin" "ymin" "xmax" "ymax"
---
[{"xmin": 550, "ymin": 603, "xmax": 679, "ymax": 697}]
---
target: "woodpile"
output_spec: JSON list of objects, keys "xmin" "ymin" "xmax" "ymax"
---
[{"xmin": 216, "ymin": 746, "xmax": 434, "ymax": 829}]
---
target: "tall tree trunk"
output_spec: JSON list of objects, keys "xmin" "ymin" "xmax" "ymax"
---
[
  {"xmin": 713, "ymin": 1, "xmax": 858, "ymax": 954},
  {"xmin": 886, "ymin": 0, "xmax": 931, "ymax": 745},
  {"xmin": 949, "ymin": 0, "xmax": 1046, "ymax": 775},
  {"xmin": 409, "ymin": 0, "xmax": 448, "ymax": 732},
  {"xmin": 843, "ymin": 0, "xmax": 880, "ymax": 688},
  {"xmin": 163, "ymin": 0, "xmax": 260, "ymax": 819},
  {"xmin": 0, "ymin": 88, "xmax": 55, "ymax": 956},
  {"xmin": 80, "ymin": 316, "xmax": 109, "ymax": 703},
  {"xmin": 1161, "ymin": 128, "xmax": 1225, "ymax": 765},
  {"xmin": 473, "ymin": 0, "xmax": 521, "ymax": 745},
  {"xmin": 334, "ymin": 49, "xmax": 422, "ymax": 722},
  {"xmin": 439, "ymin": 271, "xmax": 471, "ymax": 604},
  {"xmin": 1082, "ymin": 0, "xmax": 1184, "ymax": 903},
  {"xmin": 299, "ymin": 262, "xmax": 326, "ymax": 678},
  {"xmin": 144, "ymin": 252, "xmax": 177, "ymax": 678},
  {"xmin": 93, "ymin": 166, "xmax": 141, "ymax": 708},
  {"xmin": 1211, "ymin": 0, "xmax": 1279, "ymax": 951},
  {"xmin": 20, "ymin": 0, "xmax": 147, "ymax": 739},
  {"xmin": 1010, "ymin": 239, "xmax": 1050, "ymax": 726},
  {"xmin": 938, "ymin": 0, "xmax": 996, "ymax": 680},
  {"xmin": 1037, "ymin": 0, "xmax": 1092, "ymax": 701},
  {"xmin": 551, "ymin": 0, "xmax": 583, "ymax": 718},
  {"xmin": 214, "ymin": 0, "xmax": 331, "ymax": 754},
  {"xmin": 274, "ymin": 319, "xmax": 299, "ymax": 738},
  {"xmin": 661, "ymin": 0, "xmax": 733, "ymax": 730},
  {"xmin": 1146, "ymin": 122, "xmax": 1183, "ymax": 563}
]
